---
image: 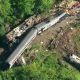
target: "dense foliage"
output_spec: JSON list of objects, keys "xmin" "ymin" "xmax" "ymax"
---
[
  {"xmin": 0, "ymin": 0, "xmax": 12, "ymax": 36},
  {"xmin": 34, "ymin": 0, "xmax": 54, "ymax": 14},
  {"xmin": 11, "ymin": 0, "xmax": 35, "ymax": 19},
  {"xmin": 0, "ymin": 44, "xmax": 80, "ymax": 80},
  {"xmin": 0, "ymin": 0, "xmax": 56, "ymax": 37}
]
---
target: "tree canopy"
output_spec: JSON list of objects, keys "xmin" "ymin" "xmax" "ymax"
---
[
  {"xmin": 0, "ymin": 0, "xmax": 12, "ymax": 36},
  {"xmin": 11, "ymin": 0, "xmax": 35, "ymax": 19},
  {"xmin": 34, "ymin": 0, "xmax": 55, "ymax": 14},
  {"xmin": 0, "ymin": 44, "xmax": 78, "ymax": 80},
  {"xmin": 0, "ymin": 0, "xmax": 57, "ymax": 37}
]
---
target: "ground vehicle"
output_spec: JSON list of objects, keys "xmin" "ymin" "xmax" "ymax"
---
[
  {"xmin": 67, "ymin": 54, "xmax": 80, "ymax": 64},
  {"xmin": 64, "ymin": 54, "xmax": 80, "ymax": 70}
]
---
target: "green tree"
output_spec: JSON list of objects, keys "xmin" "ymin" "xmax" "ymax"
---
[
  {"xmin": 0, "ymin": 25, "xmax": 6, "ymax": 37},
  {"xmin": 34, "ymin": 0, "xmax": 55, "ymax": 14},
  {"xmin": 11, "ymin": 0, "xmax": 35, "ymax": 19},
  {"xmin": 0, "ymin": 0, "xmax": 12, "ymax": 36}
]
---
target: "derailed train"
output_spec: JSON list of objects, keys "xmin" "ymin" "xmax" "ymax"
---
[{"xmin": 4, "ymin": 12, "xmax": 66, "ymax": 69}]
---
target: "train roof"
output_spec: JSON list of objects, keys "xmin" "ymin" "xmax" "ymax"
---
[
  {"xmin": 6, "ymin": 28, "xmax": 37, "ymax": 67},
  {"xmin": 35, "ymin": 22, "xmax": 46, "ymax": 28}
]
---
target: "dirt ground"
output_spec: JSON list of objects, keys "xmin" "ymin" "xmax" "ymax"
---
[
  {"xmin": 56, "ymin": 28, "xmax": 79, "ymax": 54},
  {"xmin": 20, "ymin": 14, "xmax": 80, "ymax": 67},
  {"xmin": 24, "ymin": 14, "xmax": 79, "ymax": 66},
  {"xmin": 32, "ymin": 14, "xmax": 80, "ymax": 58},
  {"xmin": 32, "ymin": 15, "xmax": 76, "ymax": 46},
  {"xmin": 0, "ymin": 13, "xmax": 77, "ymax": 62}
]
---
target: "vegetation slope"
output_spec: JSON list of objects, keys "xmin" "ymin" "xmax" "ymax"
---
[{"xmin": 0, "ymin": 44, "xmax": 80, "ymax": 80}]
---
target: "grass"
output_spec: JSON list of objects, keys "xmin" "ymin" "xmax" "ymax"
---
[{"xmin": 0, "ymin": 44, "xmax": 80, "ymax": 80}]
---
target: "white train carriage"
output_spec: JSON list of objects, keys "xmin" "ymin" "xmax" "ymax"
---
[
  {"xmin": 68, "ymin": 54, "xmax": 80, "ymax": 64},
  {"xmin": 35, "ymin": 12, "xmax": 66, "ymax": 34},
  {"xmin": 6, "ymin": 28, "xmax": 37, "ymax": 68}
]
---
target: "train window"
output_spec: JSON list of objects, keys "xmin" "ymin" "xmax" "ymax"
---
[
  {"xmin": 76, "ymin": 58, "xmax": 80, "ymax": 61},
  {"xmin": 46, "ymin": 20, "xmax": 50, "ymax": 23},
  {"xmin": 25, "ymin": 24, "xmax": 28, "ymax": 27},
  {"xmin": 70, "ymin": 54, "xmax": 73, "ymax": 56},
  {"xmin": 41, "ymin": 28, "xmax": 45, "ymax": 32}
]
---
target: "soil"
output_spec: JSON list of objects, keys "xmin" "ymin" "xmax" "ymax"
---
[
  {"xmin": 32, "ymin": 15, "xmax": 76, "ymax": 46},
  {"xmin": 57, "ymin": 28, "xmax": 79, "ymax": 54},
  {"xmin": 25, "ymin": 14, "xmax": 80, "ymax": 66},
  {"xmin": 32, "ymin": 14, "xmax": 80, "ymax": 58}
]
